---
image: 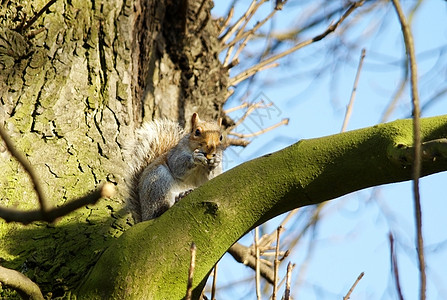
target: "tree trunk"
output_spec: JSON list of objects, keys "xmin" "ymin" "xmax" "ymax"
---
[
  {"xmin": 0, "ymin": 0, "xmax": 226, "ymax": 298},
  {"xmin": 2, "ymin": 0, "xmax": 447, "ymax": 299}
]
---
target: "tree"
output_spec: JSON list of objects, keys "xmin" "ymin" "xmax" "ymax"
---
[{"xmin": 0, "ymin": 0, "xmax": 446, "ymax": 299}]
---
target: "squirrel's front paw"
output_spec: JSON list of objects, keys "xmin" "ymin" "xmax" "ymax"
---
[
  {"xmin": 207, "ymin": 155, "xmax": 221, "ymax": 168},
  {"xmin": 193, "ymin": 149, "xmax": 208, "ymax": 166}
]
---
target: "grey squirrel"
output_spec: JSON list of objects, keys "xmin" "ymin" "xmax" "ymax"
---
[{"xmin": 126, "ymin": 113, "xmax": 224, "ymax": 223}]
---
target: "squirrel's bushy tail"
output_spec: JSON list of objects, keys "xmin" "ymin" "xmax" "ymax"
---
[{"xmin": 125, "ymin": 119, "xmax": 184, "ymax": 223}]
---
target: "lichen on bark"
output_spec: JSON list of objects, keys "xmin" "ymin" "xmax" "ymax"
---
[{"xmin": 1, "ymin": 0, "xmax": 227, "ymax": 298}]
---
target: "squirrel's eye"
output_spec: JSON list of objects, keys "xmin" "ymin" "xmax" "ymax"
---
[
  {"xmin": 195, "ymin": 128, "xmax": 201, "ymax": 136},
  {"xmin": 219, "ymin": 135, "xmax": 223, "ymax": 141}
]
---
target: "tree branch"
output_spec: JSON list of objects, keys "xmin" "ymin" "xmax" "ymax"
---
[
  {"xmin": 0, "ymin": 183, "xmax": 115, "ymax": 224},
  {"xmin": 343, "ymin": 272, "xmax": 364, "ymax": 300},
  {"xmin": 391, "ymin": 2, "xmax": 425, "ymax": 299},
  {"xmin": 341, "ymin": 49, "xmax": 366, "ymax": 132},
  {"xmin": 0, "ymin": 123, "xmax": 49, "ymax": 215},
  {"xmin": 229, "ymin": 0, "xmax": 365, "ymax": 86},
  {"xmin": 0, "ymin": 266, "xmax": 44, "ymax": 300},
  {"xmin": 77, "ymin": 116, "xmax": 447, "ymax": 300}
]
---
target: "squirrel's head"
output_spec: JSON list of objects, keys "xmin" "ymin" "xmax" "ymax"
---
[{"xmin": 189, "ymin": 113, "xmax": 223, "ymax": 160}]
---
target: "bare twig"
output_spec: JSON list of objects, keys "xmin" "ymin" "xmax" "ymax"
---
[
  {"xmin": 226, "ymin": 137, "xmax": 251, "ymax": 147},
  {"xmin": 279, "ymin": 209, "xmax": 299, "ymax": 228},
  {"xmin": 235, "ymin": 9, "xmax": 276, "ymax": 48},
  {"xmin": 185, "ymin": 242, "xmax": 197, "ymax": 300},
  {"xmin": 223, "ymin": 44, "xmax": 236, "ymax": 66},
  {"xmin": 0, "ymin": 124, "xmax": 49, "ymax": 216},
  {"xmin": 229, "ymin": 118, "xmax": 289, "ymax": 138},
  {"xmin": 232, "ymin": 0, "xmax": 269, "ymax": 46},
  {"xmin": 229, "ymin": 1, "xmax": 365, "ymax": 86},
  {"xmin": 211, "ymin": 263, "xmax": 218, "ymax": 300},
  {"xmin": 255, "ymin": 227, "xmax": 261, "ymax": 300},
  {"xmin": 0, "ymin": 183, "xmax": 115, "ymax": 224},
  {"xmin": 225, "ymin": 88, "xmax": 235, "ymax": 101},
  {"xmin": 341, "ymin": 48, "xmax": 366, "ymax": 132},
  {"xmin": 0, "ymin": 266, "xmax": 44, "ymax": 300},
  {"xmin": 283, "ymin": 262, "xmax": 295, "ymax": 300},
  {"xmin": 275, "ymin": 0, "xmax": 286, "ymax": 10},
  {"xmin": 272, "ymin": 226, "xmax": 282, "ymax": 300},
  {"xmin": 223, "ymin": 102, "xmax": 249, "ymax": 114},
  {"xmin": 17, "ymin": 0, "xmax": 58, "ymax": 32},
  {"xmin": 229, "ymin": 62, "xmax": 279, "ymax": 86},
  {"xmin": 218, "ymin": 6, "xmax": 234, "ymax": 36},
  {"xmin": 230, "ymin": 32, "xmax": 255, "ymax": 65},
  {"xmin": 233, "ymin": 101, "xmax": 273, "ymax": 128},
  {"xmin": 227, "ymin": 242, "xmax": 275, "ymax": 284},
  {"xmin": 219, "ymin": 0, "xmax": 257, "ymax": 45},
  {"xmin": 389, "ymin": 233, "xmax": 405, "ymax": 300},
  {"xmin": 256, "ymin": 229, "xmax": 281, "ymax": 254},
  {"xmin": 391, "ymin": 2, "xmax": 425, "ymax": 299},
  {"xmin": 343, "ymin": 272, "xmax": 364, "ymax": 300}
]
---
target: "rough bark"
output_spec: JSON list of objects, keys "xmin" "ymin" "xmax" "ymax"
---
[
  {"xmin": 0, "ymin": 0, "xmax": 226, "ymax": 298},
  {"xmin": 1, "ymin": 0, "xmax": 447, "ymax": 299}
]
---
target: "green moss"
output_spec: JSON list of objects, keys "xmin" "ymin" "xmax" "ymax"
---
[{"xmin": 78, "ymin": 116, "xmax": 447, "ymax": 299}]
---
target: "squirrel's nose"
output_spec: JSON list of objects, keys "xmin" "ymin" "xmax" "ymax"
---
[{"xmin": 206, "ymin": 144, "xmax": 216, "ymax": 159}]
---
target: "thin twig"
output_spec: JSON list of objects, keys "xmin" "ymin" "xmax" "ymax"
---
[
  {"xmin": 219, "ymin": 6, "xmax": 234, "ymax": 36},
  {"xmin": 283, "ymin": 262, "xmax": 295, "ymax": 300},
  {"xmin": 341, "ymin": 48, "xmax": 366, "ymax": 132},
  {"xmin": 232, "ymin": 0, "xmax": 268, "ymax": 45},
  {"xmin": 0, "ymin": 124, "xmax": 49, "ymax": 216},
  {"xmin": 225, "ymin": 8, "xmax": 276, "ymax": 50},
  {"xmin": 226, "ymin": 138, "xmax": 251, "ymax": 147},
  {"xmin": 225, "ymin": 88, "xmax": 235, "ymax": 101},
  {"xmin": 0, "ymin": 266, "xmax": 44, "ymax": 300},
  {"xmin": 391, "ymin": 1, "xmax": 425, "ymax": 300},
  {"xmin": 223, "ymin": 44, "xmax": 236, "ymax": 66},
  {"xmin": 223, "ymin": 102, "xmax": 249, "ymax": 114},
  {"xmin": 343, "ymin": 272, "xmax": 364, "ymax": 300},
  {"xmin": 185, "ymin": 242, "xmax": 197, "ymax": 300},
  {"xmin": 233, "ymin": 101, "xmax": 272, "ymax": 128},
  {"xmin": 229, "ymin": 62, "xmax": 279, "ymax": 86},
  {"xmin": 224, "ymin": 58, "xmax": 240, "ymax": 70},
  {"xmin": 227, "ymin": 242, "xmax": 275, "ymax": 284},
  {"xmin": 229, "ymin": 118, "xmax": 289, "ymax": 138},
  {"xmin": 219, "ymin": 0, "xmax": 257, "ymax": 45},
  {"xmin": 389, "ymin": 233, "xmax": 405, "ymax": 300},
  {"xmin": 223, "ymin": 0, "xmax": 269, "ymax": 66},
  {"xmin": 229, "ymin": 1, "xmax": 365, "ymax": 86},
  {"xmin": 0, "ymin": 183, "xmax": 115, "ymax": 224},
  {"xmin": 257, "ymin": 227, "xmax": 285, "ymax": 255},
  {"xmin": 279, "ymin": 209, "xmax": 299, "ymax": 228},
  {"xmin": 254, "ymin": 227, "xmax": 261, "ymax": 300},
  {"xmin": 224, "ymin": 3, "xmax": 281, "ymax": 66},
  {"xmin": 230, "ymin": 32, "xmax": 254, "ymax": 65},
  {"xmin": 229, "ymin": 0, "xmax": 283, "ymax": 66},
  {"xmin": 19, "ymin": 0, "xmax": 58, "ymax": 32},
  {"xmin": 272, "ymin": 226, "xmax": 282, "ymax": 300},
  {"xmin": 211, "ymin": 263, "xmax": 218, "ymax": 300}
]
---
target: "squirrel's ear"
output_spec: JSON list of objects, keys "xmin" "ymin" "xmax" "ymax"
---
[
  {"xmin": 191, "ymin": 113, "xmax": 199, "ymax": 128},
  {"xmin": 217, "ymin": 117, "xmax": 222, "ymax": 127}
]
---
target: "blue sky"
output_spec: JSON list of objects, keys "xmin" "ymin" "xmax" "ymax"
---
[{"xmin": 211, "ymin": 1, "xmax": 447, "ymax": 299}]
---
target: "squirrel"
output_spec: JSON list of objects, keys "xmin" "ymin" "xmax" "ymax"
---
[{"xmin": 125, "ymin": 113, "xmax": 224, "ymax": 223}]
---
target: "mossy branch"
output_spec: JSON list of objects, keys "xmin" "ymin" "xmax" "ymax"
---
[{"xmin": 77, "ymin": 115, "xmax": 447, "ymax": 299}]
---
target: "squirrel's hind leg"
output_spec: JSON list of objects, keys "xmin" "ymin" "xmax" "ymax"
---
[{"xmin": 175, "ymin": 189, "xmax": 194, "ymax": 203}]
